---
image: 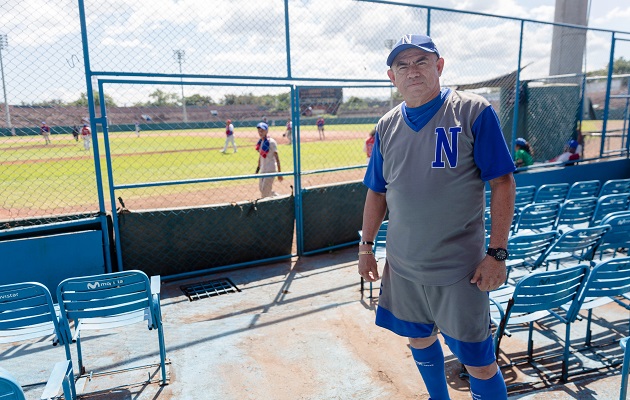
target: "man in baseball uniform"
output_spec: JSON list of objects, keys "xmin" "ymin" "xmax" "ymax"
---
[
  {"xmin": 316, "ymin": 117, "xmax": 325, "ymax": 140},
  {"xmin": 255, "ymin": 122, "xmax": 282, "ymax": 198},
  {"xmin": 359, "ymin": 34, "xmax": 516, "ymax": 399},
  {"xmin": 284, "ymin": 119, "xmax": 292, "ymax": 145},
  {"xmin": 221, "ymin": 119, "xmax": 237, "ymax": 153},
  {"xmin": 81, "ymin": 124, "xmax": 92, "ymax": 151},
  {"xmin": 40, "ymin": 122, "xmax": 51, "ymax": 145}
]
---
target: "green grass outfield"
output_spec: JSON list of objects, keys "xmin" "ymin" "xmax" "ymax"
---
[{"xmin": 0, "ymin": 124, "xmax": 373, "ymax": 210}]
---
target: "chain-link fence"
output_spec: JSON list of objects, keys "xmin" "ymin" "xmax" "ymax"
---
[{"xmin": 1, "ymin": 0, "xmax": 629, "ymax": 273}]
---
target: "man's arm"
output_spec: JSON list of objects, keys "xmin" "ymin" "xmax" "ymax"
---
[
  {"xmin": 358, "ymin": 189, "xmax": 388, "ymax": 282},
  {"xmin": 470, "ymin": 172, "xmax": 515, "ymax": 291}
]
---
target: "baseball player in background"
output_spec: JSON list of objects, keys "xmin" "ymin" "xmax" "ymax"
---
[
  {"xmin": 316, "ymin": 116, "xmax": 325, "ymax": 140},
  {"xmin": 255, "ymin": 122, "xmax": 282, "ymax": 198},
  {"xmin": 135, "ymin": 121, "xmax": 141, "ymax": 137},
  {"xmin": 40, "ymin": 121, "xmax": 51, "ymax": 145},
  {"xmin": 363, "ymin": 126, "xmax": 376, "ymax": 164},
  {"xmin": 283, "ymin": 119, "xmax": 292, "ymax": 144},
  {"xmin": 359, "ymin": 34, "xmax": 516, "ymax": 400},
  {"xmin": 81, "ymin": 124, "xmax": 92, "ymax": 151},
  {"xmin": 221, "ymin": 119, "xmax": 237, "ymax": 153}
]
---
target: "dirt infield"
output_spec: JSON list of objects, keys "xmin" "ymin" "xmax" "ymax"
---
[{"xmin": 1, "ymin": 126, "xmax": 627, "ymax": 220}]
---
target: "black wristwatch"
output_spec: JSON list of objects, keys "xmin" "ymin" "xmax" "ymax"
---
[{"xmin": 487, "ymin": 247, "xmax": 509, "ymax": 261}]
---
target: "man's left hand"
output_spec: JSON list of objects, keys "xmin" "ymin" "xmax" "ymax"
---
[{"xmin": 470, "ymin": 256, "xmax": 507, "ymax": 292}]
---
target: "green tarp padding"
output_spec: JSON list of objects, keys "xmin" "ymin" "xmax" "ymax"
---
[
  {"xmin": 301, "ymin": 181, "xmax": 368, "ymax": 253},
  {"xmin": 118, "ymin": 196, "xmax": 295, "ymax": 276}
]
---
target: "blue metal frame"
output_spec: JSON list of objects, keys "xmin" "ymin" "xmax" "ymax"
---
[
  {"xmin": 72, "ymin": 0, "xmax": 630, "ymax": 273},
  {"xmin": 511, "ymin": 20, "xmax": 525, "ymax": 154},
  {"xmin": 77, "ymin": 0, "xmax": 112, "ymax": 273},
  {"xmin": 601, "ymin": 32, "xmax": 616, "ymax": 157}
]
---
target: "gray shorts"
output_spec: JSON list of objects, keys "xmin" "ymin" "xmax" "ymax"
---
[{"xmin": 375, "ymin": 261, "xmax": 495, "ymax": 366}]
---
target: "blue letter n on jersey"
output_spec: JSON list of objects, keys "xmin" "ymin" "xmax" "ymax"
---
[{"xmin": 432, "ymin": 126, "xmax": 461, "ymax": 168}]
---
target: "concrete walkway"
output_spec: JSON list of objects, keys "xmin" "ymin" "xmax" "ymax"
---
[{"xmin": 3, "ymin": 247, "xmax": 628, "ymax": 399}]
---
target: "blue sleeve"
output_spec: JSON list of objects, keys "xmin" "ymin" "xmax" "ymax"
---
[
  {"xmin": 363, "ymin": 132, "xmax": 387, "ymax": 192},
  {"xmin": 473, "ymin": 106, "xmax": 516, "ymax": 182}
]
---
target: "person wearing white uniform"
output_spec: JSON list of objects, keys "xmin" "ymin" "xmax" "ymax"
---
[{"xmin": 255, "ymin": 122, "xmax": 282, "ymax": 197}]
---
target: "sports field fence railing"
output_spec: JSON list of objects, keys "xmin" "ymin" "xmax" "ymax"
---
[{"xmin": 0, "ymin": 0, "xmax": 629, "ymax": 277}]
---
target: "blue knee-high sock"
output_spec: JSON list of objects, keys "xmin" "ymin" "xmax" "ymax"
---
[
  {"xmin": 410, "ymin": 340, "xmax": 450, "ymax": 400},
  {"xmin": 469, "ymin": 367, "xmax": 507, "ymax": 400}
]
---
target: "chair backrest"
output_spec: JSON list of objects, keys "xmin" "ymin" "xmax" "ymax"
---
[
  {"xmin": 557, "ymin": 197, "xmax": 598, "ymax": 229},
  {"xmin": 508, "ymin": 231, "xmax": 558, "ymax": 267},
  {"xmin": 512, "ymin": 201, "xmax": 561, "ymax": 234},
  {"xmin": 591, "ymin": 193, "xmax": 630, "ymax": 226},
  {"xmin": 597, "ymin": 211, "xmax": 630, "ymax": 256},
  {"xmin": 533, "ymin": 183, "xmax": 570, "ymax": 203},
  {"xmin": 566, "ymin": 180, "xmax": 601, "ymax": 199},
  {"xmin": 599, "ymin": 178, "xmax": 630, "ymax": 197},
  {"xmin": 0, "ymin": 367, "xmax": 26, "ymax": 400},
  {"xmin": 56, "ymin": 270, "xmax": 157, "ymax": 334},
  {"xmin": 0, "ymin": 282, "xmax": 65, "ymax": 345},
  {"xmin": 578, "ymin": 257, "xmax": 630, "ymax": 308},
  {"xmin": 373, "ymin": 227, "xmax": 387, "ymax": 260},
  {"xmin": 515, "ymin": 185, "xmax": 536, "ymax": 209},
  {"xmin": 541, "ymin": 225, "xmax": 611, "ymax": 264},
  {"xmin": 509, "ymin": 264, "xmax": 589, "ymax": 322}
]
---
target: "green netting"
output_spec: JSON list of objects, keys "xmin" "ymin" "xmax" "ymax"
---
[
  {"xmin": 118, "ymin": 196, "xmax": 294, "ymax": 276},
  {"xmin": 301, "ymin": 182, "xmax": 367, "ymax": 253}
]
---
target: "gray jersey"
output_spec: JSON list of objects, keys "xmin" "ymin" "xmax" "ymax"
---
[{"xmin": 377, "ymin": 91, "xmax": 490, "ymax": 286}]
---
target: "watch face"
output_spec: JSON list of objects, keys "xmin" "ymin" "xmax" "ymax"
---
[{"xmin": 495, "ymin": 248, "xmax": 508, "ymax": 261}]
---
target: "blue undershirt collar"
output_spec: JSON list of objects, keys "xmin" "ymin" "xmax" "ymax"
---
[{"xmin": 402, "ymin": 87, "xmax": 451, "ymax": 132}]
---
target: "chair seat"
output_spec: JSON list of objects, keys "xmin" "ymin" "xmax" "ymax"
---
[
  {"xmin": 0, "ymin": 322, "xmax": 56, "ymax": 344},
  {"xmin": 74, "ymin": 309, "xmax": 150, "ymax": 339}
]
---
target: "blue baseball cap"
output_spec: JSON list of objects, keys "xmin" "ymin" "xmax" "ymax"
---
[
  {"xmin": 568, "ymin": 139, "xmax": 578, "ymax": 149},
  {"xmin": 256, "ymin": 122, "xmax": 268, "ymax": 131},
  {"xmin": 387, "ymin": 34, "xmax": 440, "ymax": 67},
  {"xmin": 515, "ymin": 138, "xmax": 527, "ymax": 146}
]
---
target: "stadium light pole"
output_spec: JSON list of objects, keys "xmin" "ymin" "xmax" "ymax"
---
[
  {"xmin": 0, "ymin": 34, "xmax": 14, "ymax": 136},
  {"xmin": 173, "ymin": 49, "xmax": 188, "ymax": 123},
  {"xmin": 385, "ymin": 39, "xmax": 395, "ymax": 109}
]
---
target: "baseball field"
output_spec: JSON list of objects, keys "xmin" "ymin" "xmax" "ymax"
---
[{"xmin": 0, "ymin": 123, "xmax": 374, "ymax": 219}]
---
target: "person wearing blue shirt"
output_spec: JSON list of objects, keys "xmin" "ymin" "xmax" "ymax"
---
[{"xmin": 358, "ymin": 34, "xmax": 516, "ymax": 400}]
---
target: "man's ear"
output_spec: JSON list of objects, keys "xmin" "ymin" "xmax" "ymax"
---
[
  {"xmin": 387, "ymin": 69, "xmax": 396, "ymax": 85},
  {"xmin": 436, "ymin": 57, "xmax": 445, "ymax": 77}
]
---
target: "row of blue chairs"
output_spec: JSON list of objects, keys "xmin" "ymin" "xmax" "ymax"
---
[
  {"xmin": 0, "ymin": 270, "xmax": 168, "ymax": 399},
  {"xmin": 490, "ymin": 257, "xmax": 630, "ymax": 383},
  {"xmin": 493, "ymin": 179, "xmax": 630, "ymax": 210},
  {"xmin": 486, "ymin": 194, "xmax": 630, "ymax": 236}
]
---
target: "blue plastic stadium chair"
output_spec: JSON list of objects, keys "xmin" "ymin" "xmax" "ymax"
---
[
  {"xmin": 358, "ymin": 220, "xmax": 388, "ymax": 299},
  {"xmin": 567, "ymin": 180, "xmax": 601, "ymax": 200},
  {"xmin": 533, "ymin": 183, "xmax": 570, "ymax": 204},
  {"xmin": 0, "ymin": 282, "xmax": 77, "ymax": 399},
  {"xmin": 512, "ymin": 201, "xmax": 561, "ymax": 235},
  {"xmin": 504, "ymin": 231, "xmax": 558, "ymax": 283},
  {"xmin": 556, "ymin": 197, "xmax": 598, "ymax": 232},
  {"xmin": 573, "ymin": 257, "xmax": 630, "ymax": 349},
  {"xmin": 56, "ymin": 270, "xmax": 169, "ymax": 386},
  {"xmin": 514, "ymin": 185, "xmax": 537, "ymax": 209},
  {"xmin": 591, "ymin": 194, "xmax": 630, "ymax": 226},
  {"xmin": 538, "ymin": 225, "xmax": 611, "ymax": 270},
  {"xmin": 599, "ymin": 178, "xmax": 630, "ymax": 197},
  {"xmin": 0, "ymin": 363, "xmax": 76, "ymax": 400},
  {"xmin": 491, "ymin": 264, "xmax": 590, "ymax": 382}
]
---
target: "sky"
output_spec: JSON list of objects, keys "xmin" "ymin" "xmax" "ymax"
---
[{"xmin": 0, "ymin": 0, "xmax": 629, "ymax": 108}]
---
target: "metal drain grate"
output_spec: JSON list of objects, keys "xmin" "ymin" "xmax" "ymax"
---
[{"xmin": 180, "ymin": 278, "xmax": 241, "ymax": 301}]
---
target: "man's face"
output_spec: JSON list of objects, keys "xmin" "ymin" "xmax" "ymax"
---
[
  {"xmin": 257, "ymin": 128, "xmax": 267, "ymax": 138},
  {"xmin": 387, "ymin": 48, "xmax": 443, "ymax": 108}
]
